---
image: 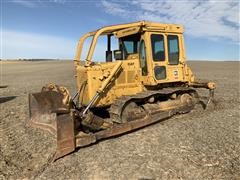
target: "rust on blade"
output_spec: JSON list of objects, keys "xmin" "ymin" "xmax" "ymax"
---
[
  {"xmin": 95, "ymin": 110, "xmax": 171, "ymax": 140},
  {"xmin": 28, "ymin": 90, "xmax": 76, "ymax": 160},
  {"xmin": 54, "ymin": 113, "xmax": 75, "ymax": 160},
  {"xmin": 28, "ymin": 91, "xmax": 67, "ymax": 136}
]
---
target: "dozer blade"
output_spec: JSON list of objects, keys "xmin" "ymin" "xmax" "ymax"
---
[
  {"xmin": 28, "ymin": 91, "xmax": 76, "ymax": 160},
  {"xmin": 54, "ymin": 113, "xmax": 75, "ymax": 160},
  {"xmin": 28, "ymin": 91, "xmax": 67, "ymax": 135}
]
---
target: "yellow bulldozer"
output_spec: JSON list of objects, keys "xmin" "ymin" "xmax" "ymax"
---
[{"xmin": 28, "ymin": 21, "xmax": 215, "ymax": 160}]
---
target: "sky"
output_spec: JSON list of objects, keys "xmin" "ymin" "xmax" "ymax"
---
[{"xmin": 1, "ymin": 0, "xmax": 239, "ymax": 61}]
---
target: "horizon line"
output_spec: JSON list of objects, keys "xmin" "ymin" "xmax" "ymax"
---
[{"xmin": 0, "ymin": 58, "xmax": 239, "ymax": 62}]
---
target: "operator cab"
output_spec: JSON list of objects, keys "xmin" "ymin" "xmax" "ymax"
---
[
  {"xmin": 76, "ymin": 21, "xmax": 186, "ymax": 87},
  {"xmin": 104, "ymin": 30, "xmax": 182, "ymax": 84}
]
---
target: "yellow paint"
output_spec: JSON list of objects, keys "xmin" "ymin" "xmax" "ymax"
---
[{"xmin": 74, "ymin": 21, "xmax": 201, "ymax": 107}]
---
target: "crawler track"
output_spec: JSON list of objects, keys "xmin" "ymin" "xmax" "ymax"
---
[
  {"xmin": 74, "ymin": 87, "xmax": 199, "ymax": 150},
  {"xmin": 109, "ymin": 87, "xmax": 198, "ymax": 123}
]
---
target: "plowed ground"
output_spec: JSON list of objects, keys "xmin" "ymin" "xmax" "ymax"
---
[{"xmin": 0, "ymin": 61, "xmax": 239, "ymax": 179}]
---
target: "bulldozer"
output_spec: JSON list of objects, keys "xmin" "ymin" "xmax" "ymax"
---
[{"xmin": 28, "ymin": 21, "xmax": 215, "ymax": 160}]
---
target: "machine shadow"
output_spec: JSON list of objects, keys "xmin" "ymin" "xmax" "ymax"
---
[{"xmin": 0, "ymin": 96, "xmax": 17, "ymax": 104}]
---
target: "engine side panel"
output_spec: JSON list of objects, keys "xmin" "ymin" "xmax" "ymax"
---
[{"xmin": 76, "ymin": 59, "xmax": 144, "ymax": 107}]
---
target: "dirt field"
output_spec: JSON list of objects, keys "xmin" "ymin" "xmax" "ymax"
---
[{"xmin": 0, "ymin": 60, "xmax": 239, "ymax": 179}]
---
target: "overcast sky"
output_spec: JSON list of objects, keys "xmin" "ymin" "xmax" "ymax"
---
[{"xmin": 1, "ymin": 0, "xmax": 239, "ymax": 60}]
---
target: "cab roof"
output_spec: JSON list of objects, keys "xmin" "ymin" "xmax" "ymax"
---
[{"xmin": 90, "ymin": 21, "xmax": 184, "ymax": 36}]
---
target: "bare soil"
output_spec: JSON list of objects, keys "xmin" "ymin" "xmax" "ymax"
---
[{"xmin": 0, "ymin": 60, "xmax": 239, "ymax": 179}]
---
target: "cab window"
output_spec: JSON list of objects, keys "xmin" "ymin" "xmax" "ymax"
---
[
  {"xmin": 151, "ymin": 34, "xmax": 165, "ymax": 61},
  {"xmin": 123, "ymin": 41, "xmax": 135, "ymax": 54},
  {"xmin": 168, "ymin": 35, "xmax": 179, "ymax": 65},
  {"xmin": 121, "ymin": 34, "xmax": 140, "ymax": 58}
]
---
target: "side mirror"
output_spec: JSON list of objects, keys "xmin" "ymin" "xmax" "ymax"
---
[{"xmin": 114, "ymin": 50, "xmax": 123, "ymax": 60}]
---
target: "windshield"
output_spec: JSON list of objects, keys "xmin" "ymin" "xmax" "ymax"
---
[{"xmin": 121, "ymin": 34, "xmax": 140, "ymax": 56}]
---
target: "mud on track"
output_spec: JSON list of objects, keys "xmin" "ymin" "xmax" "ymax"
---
[{"xmin": 0, "ymin": 60, "xmax": 239, "ymax": 179}]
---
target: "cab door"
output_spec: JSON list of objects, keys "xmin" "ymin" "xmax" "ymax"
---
[
  {"xmin": 149, "ymin": 33, "xmax": 184, "ymax": 84},
  {"xmin": 139, "ymin": 32, "xmax": 166, "ymax": 86},
  {"xmin": 165, "ymin": 34, "xmax": 184, "ymax": 82},
  {"xmin": 150, "ymin": 33, "xmax": 168, "ymax": 82}
]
